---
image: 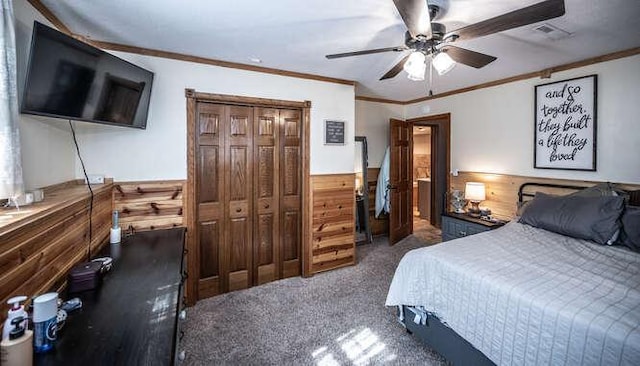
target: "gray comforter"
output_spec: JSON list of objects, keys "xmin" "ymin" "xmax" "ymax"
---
[{"xmin": 386, "ymin": 222, "xmax": 640, "ymax": 365}]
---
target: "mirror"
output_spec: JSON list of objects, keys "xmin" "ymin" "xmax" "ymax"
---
[{"xmin": 355, "ymin": 136, "xmax": 372, "ymax": 244}]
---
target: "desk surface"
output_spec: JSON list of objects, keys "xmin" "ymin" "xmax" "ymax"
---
[{"xmin": 36, "ymin": 228, "xmax": 185, "ymax": 366}]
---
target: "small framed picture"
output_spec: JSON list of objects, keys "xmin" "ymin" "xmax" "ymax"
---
[{"xmin": 324, "ymin": 120, "xmax": 346, "ymax": 145}]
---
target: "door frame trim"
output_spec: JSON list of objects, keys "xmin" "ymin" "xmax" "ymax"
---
[
  {"xmin": 184, "ymin": 89, "xmax": 311, "ymax": 305},
  {"xmin": 407, "ymin": 113, "xmax": 451, "ymax": 227}
]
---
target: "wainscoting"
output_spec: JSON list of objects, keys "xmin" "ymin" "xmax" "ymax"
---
[
  {"xmin": 113, "ymin": 180, "xmax": 185, "ymax": 232},
  {"xmin": 451, "ymin": 172, "xmax": 640, "ymax": 219},
  {"xmin": 0, "ymin": 181, "xmax": 112, "ymax": 316},
  {"xmin": 367, "ymin": 168, "xmax": 389, "ymax": 236},
  {"xmin": 309, "ymin": 174, "xmax": 355, "ymax": 274}
]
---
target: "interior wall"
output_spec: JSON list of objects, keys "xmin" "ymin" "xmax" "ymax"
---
[
  {"xmin": 14, "ymin": 0, "xmax": 76, "ymax": 190},
  {"xmin": 413, "ymin": 131, "xmax": 431, "ymax": 180},
  {"xmin": 70, "ymin": 53, "xmax": 355, "ymax": 181},
  {"xmin": 405, "ymin": 54, "xmax": 640, "ymax": 184},
  {"xmin": 355, "ymin": 100, "xmax": 403, "ymax": 168},
  {"xmin": 14, "ymin": 0, "xmax": 354, "ymax": 184},
  {"xmin": 413, "ymin": 132, "xmax": 431, "ymax": 154}
]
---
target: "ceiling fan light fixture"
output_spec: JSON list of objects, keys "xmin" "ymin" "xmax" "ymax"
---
[
  {"xmin": 403, "ymin": 51, "xmax": 426, "ymax": 81},
  {"xmin": 432, "ymin": 51, "xmax": 456, "ymax": 75}
]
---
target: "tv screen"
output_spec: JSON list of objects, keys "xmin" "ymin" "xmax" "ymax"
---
[{"xmin": 21, "ymin": 22, "xmax": 153, "ymax": 129}]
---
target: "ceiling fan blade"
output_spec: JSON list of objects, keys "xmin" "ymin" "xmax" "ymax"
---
[
  {"xmin": 393, "ymin": 0, "xmax": 432, "ymax": 39},
  {"xmin": 440, "ymin": 45, "xmax": 497, "ymax": 68},
  {"xmin": 451, "ymin": 0, "xmax": 565, "ymax": 42},
  {"xmin": 325, "ymin": 46, "xmax": 407, "ymax": 59},
  {"xmin": 380, "ymin": 54, "xmax": 411, "ymax": 80}
]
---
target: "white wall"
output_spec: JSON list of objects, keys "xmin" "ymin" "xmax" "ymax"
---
[
  {"xmin": 73, "ymin": 54, "xmax": 355, "ymax": 180},
  {"xmin": 413, "ymin": 131, "xmax": 431, "ymax": 155},
  {"xmin": 356, "ymin": 55, "xmax": 640, "ymax": 184},
  {"xmin": 404, "ymin": 55, "xmax": 640, "ymax": 184},
  {"xmin": 14, "ymin": 0, "xmax": 76, "ymax": 190},
  {"xmin": 355, "ymin": 100, "xmax": 403, "ymax": 168}
]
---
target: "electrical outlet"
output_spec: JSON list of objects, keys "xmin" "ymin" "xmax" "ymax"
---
[{"xmin": 87, "ymin": 174, "xmax": 105, "ymax": 184}]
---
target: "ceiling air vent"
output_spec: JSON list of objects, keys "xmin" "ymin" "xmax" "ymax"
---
[{"xmin": 533, "ymin": 23, "xmax": 572, "ymax": 40}]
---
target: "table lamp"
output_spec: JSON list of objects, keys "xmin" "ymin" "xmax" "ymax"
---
[{"xmin": 465, "ymin": 182, "xmax": 485, "ymax": 217}]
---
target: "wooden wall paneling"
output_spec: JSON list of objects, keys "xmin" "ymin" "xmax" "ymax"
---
[
  {"xmin": 367, "ymin": 168, "xmax": 389, "ymax": 236},
  {"xmin": 254, "ymin": 107, "xmax": 280, "ymax": 285},
  {"xmin": 112, "ymin": 181, "xmax": 184, "ymax": 232},
  {"xmin": 0, "ymin": 182, "xmax": 112, "ymax": 319},
  {"xmin": 310, "ymin": 174, "xmax": 355, "ymax": 274},
  {"xmin": 450, "ymin": 172, "xmax": 640, "ymax": 220},
  {"xmin": 280, "ymin": 109, "xmax": 302, "ymax": 279}
]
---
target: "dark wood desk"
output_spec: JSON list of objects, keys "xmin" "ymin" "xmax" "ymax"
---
[{"xmin": 36, "ymin": 228, "xmax": 186, "ymax": 366}]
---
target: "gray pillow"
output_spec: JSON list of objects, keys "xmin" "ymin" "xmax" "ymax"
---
[
  {"xmin": 569, "ymin": 183, "xmax": 624, "ymax": 244},
  {"xmin": 519, "ymin": 192, "xmax": 624, "ymax": 245},
  {"xmin": 570, "ymin": 182, "xmax": 616, "ymax": 198},
  {"xmin": 618, "ymin": 206, "xmax": 640, "ymax": 252}
]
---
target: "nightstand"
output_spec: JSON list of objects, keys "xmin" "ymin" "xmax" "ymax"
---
[{"xmin": 441, "ymin": 212, "xmax": 507, "ymax": 241}]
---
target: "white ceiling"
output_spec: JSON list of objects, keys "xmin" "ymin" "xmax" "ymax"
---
[{"xmin": 41, "ymin": 0, "xmax": 640, "ymax": 101}]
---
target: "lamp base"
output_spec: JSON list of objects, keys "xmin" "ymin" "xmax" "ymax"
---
[{"xmin": 467, "ymin": 201, "xmax": 481, "ymax": 217}]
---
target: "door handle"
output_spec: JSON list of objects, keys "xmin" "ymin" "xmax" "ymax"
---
[{"xmin": 387, "ymin": 184, "xmax": 397, "ymax": 190}]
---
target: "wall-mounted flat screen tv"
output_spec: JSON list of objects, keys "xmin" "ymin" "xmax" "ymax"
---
[{"xmin": 21, "ymin": 21, "xmax": 154, "ymax": 129}]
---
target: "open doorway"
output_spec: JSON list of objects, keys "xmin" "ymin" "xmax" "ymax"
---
[
  {"xmin": 411, "ymin": 125, "xmax": 438, "ymax": 240},
  {"xmin": 409, "ymin": 113, "xmax": 450, "ymax": 240},
  {"xmin": 387, "ymin": 114, "xmax": 450, "ymax": 244}
]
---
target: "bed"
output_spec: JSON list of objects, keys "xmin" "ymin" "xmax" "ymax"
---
[{"xmin": 386, "ymin": 183, "xmax": 640, "ymax": 366}]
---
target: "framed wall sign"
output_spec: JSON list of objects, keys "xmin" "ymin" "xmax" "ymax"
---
[
  {"xmin": 324, "ymin": 120, "xmax": 346, "ymax": 145},
  {"xmin": 534, "ymin": 74, "xmax": 597, "ymax": 171}
]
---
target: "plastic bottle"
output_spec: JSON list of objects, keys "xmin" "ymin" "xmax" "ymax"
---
[
  {"xmin": 2, "ymin": 296, "xmax": 28, "ymax": 341},
  {"xmin": 0, "ymin": 316, "xmax": 33, "ymax": 366},
  {"xmin": 33, "ymin": 292, "xmax": 58, "ymax": 353}
]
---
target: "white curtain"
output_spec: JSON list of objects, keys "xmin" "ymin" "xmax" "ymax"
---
[{"xmin": 0, "ymin": 0, "xmax": 24, "ymax": 200}]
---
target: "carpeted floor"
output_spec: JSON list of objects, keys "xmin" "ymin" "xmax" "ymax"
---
[{"xmin": 182, "ymin": 234, "xmax": 447, "ymax": 365}]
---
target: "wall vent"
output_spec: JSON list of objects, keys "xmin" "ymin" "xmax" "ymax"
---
[{"xmin": 533, "ymin": 23, "xmax": 572, "ymax": 40}]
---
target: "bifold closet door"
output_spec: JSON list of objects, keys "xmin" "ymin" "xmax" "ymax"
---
[
  {"xmin": 196, "ymin": 103, "xmax": 254, "ymax": 296},
  {"xmin": 196, "ymin": 103, "xmax": 225, "ymax": 298},
  {"xmin": 279, "ymin": 109, "xmax": 302, "ymax": 279},
  {"xmin": 196, "ymin": 102, "xmax": 301, "ymax": 298},
  {"xmin": 254, "ymin": 108, "xmax": 280, "ymax": 285},
  {"xmin": 224, "ymin": 105, "xmax": 254, "ymax": 292},
  {"xmin": 253, "ymin": 108, "xmax": 302, "ymax": 283}
]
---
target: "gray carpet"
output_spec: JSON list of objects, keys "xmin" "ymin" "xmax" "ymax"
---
[{"xmin": 182, "ymin": 235, "xmax": 447, "ymax": 365}]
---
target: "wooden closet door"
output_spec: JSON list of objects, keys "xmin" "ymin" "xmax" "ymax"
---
[
  {"xmin": 280, "ymin": 109, "xmax": 302, "ymax": 278},
  {"xmin": 224, "ymin": 105, "xmax": 254, "ymax": 292},
  {"xmin": 196, "ymin": 103, "xmax": 225, "ymax": 298},
  {"xmin": 253, "ymin": 108, "xmax": 280, "ymax": 285}
]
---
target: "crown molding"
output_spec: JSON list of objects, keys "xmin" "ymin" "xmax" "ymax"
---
[
  {"xmin": 402, "ymin": 47, "xmax": 640, "ymax": 105},
  {"xmin": 25, "ymin": 1, "xmax": 640, "ymax": 104},
  {"xmin": 354, "ymin": 96, "xmax": 404, "ymax": 105},
  {"xmin": 26, "ymin": 0, "xmax": 71, "ymax": 35},
  {"xmin": 25, "ymin": 0, "xmax": 355, "ymax": 87}
]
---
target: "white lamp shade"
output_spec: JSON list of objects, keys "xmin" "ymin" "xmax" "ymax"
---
[
  {"xmin": 465, "ymin": 182, "xmax": 486, "ymax": 201},
  {"xmin": 403, "ymin": 52, "xmax": 426, "ymax": 81},
  {"xmin": 432, "ymin": 51, "xmax": 456, "ymax": 75}
]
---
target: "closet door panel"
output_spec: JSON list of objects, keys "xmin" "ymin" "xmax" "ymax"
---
[
  {"xmin": 254, "ymin": 108, "xmax": 280, "ymax": 285},
  {"xmin": 280, "ymin": 109, "xmax": 301, "ymax": 278},
  {"xmin": 198, "ymin": 221, "xmax": 220, "ymax": 297},
  {"xmin": 196, "ymin": 103, "xmax": 225, "ymax": 297},
  {"xmin": 224, "ymin": 106, "xmax": 253, "ymax": 292}
]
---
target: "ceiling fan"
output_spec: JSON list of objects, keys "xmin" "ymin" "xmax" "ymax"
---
[{"xmin": 326, "ymin": 0, "xmax": 566, "ymax": 81}]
